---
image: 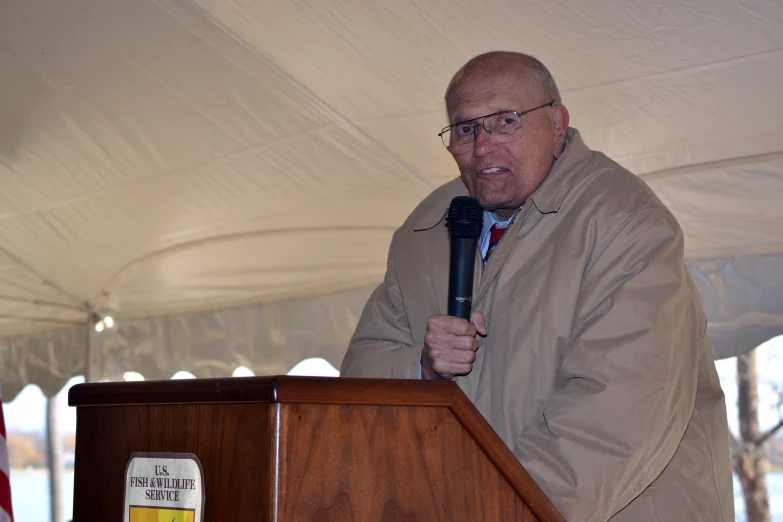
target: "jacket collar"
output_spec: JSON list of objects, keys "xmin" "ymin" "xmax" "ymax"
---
[
  {"xmin": 528, "ymin": 128, "xmax": 592, "ymax": 214},
  {"xmin": 412, "ymin": 127, "xmax": 591, "ymax": 230}
]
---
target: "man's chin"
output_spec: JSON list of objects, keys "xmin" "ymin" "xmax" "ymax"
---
[
  {"xmin": 475, "ymin": 196, "xmax": 505, "ymax": 212},
  {"xmin": 477, "ymin": 196, "xmax": 523, "ymax": 216},
  {"xmin": 466, "ymin": 185, "xmax": 518, "ymax": 211}
]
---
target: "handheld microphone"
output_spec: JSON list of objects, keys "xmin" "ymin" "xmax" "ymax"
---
[{"xmin": 446, "ymin": 196, "xmax": 483, "ymax": 320}]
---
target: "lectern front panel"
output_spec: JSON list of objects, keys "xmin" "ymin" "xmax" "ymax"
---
[{"xmin": 72, "ymin": 402, "xmax": 275, "ymax": 521}]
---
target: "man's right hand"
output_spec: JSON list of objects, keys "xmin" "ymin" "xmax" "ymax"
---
[{"xmin": 421, "ymin": 311, "xmax": 487, "ymax": 380}]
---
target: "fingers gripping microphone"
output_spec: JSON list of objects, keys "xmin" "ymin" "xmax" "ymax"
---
[{"xmin": 447, "ymin": 196, "xmax": 483, "ymax": 320}]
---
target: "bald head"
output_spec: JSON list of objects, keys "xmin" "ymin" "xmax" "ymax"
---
[
  {"xmin": 445, "ymin": 51, "xmax": 561, "ymax": 117},
  {"xmin": 441, "ymin": 51, "xmax": 570, "ymax": 220}
]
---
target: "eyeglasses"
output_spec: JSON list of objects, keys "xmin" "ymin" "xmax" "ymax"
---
[{"xmin": 438, "ymin": 100, "xmax": 556, "ymax": 155}]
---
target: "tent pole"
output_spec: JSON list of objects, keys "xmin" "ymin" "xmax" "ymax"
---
[
  {"xmin": 46, "ymin": 395, "xmax": 64, "ymax": 522},
  {"xmin": 85, "ymin": 307, "xmax": 101, "ymax": 384}
]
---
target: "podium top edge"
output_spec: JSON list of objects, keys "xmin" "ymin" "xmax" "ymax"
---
[{"xmin": 67, "ymin": 375, "xmax": 460, "ymax": 408}]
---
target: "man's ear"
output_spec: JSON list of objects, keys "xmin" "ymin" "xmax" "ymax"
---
[{"xmin": 552, "ymin": 104, "xmax": 570, "ymax": 159}]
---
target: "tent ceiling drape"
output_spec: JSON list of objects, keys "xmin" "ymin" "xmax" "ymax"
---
[{"xmin": 2, "ymin": 0, "xmax": 782, "ymax": 400}]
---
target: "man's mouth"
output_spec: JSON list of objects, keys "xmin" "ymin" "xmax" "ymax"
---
[{"xmin": 478, "ymin": 167, "xmax": 509, "ymax": 175}]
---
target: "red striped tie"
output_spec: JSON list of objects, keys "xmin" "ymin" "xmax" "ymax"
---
[
  {"xmin": 484, "ymin": 223, "xmax": 507, "ymax": 262},
  {"xmin": 0, "ymin": 386, "xmax": 13, "ymax": 522}
]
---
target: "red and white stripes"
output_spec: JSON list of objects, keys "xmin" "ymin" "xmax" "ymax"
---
[{"xmin": 0, "ymin": 384, "xmax": 13, "ymax": 522}]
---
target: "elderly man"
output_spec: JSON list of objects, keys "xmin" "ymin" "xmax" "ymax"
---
[{"xmin": 340, "ymin": 51, "xmax": 733, "ymax": 521}]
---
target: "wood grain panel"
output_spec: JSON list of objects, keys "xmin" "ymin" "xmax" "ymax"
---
[
  {"xmin": 275, "ymin": 403, "xmax": 538, "ymax": 522},
  {"xmin": 449, "ymin": 393, "xmax": 567, "ymax": 522},
  {"xmin": 72, "ymin": 402, "xmax": 274, "ymax": 521}
]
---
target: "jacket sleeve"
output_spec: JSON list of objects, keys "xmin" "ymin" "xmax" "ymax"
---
[
  {"xmin": 340, "ymin": 231, "xmax": 423, "ymax": 379},
  {"xmin": 514, "ymin": 207, "xmax": 704, "ymax": 521}
]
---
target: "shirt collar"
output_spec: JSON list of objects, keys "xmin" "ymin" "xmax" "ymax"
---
[{"xmin": 479, "ymin": 210, "xmax": 517, "ymax": 259}]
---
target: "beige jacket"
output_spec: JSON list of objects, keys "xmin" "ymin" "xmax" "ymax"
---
[{"xmin": 341, "ymin": 129, "xmax": 733, "ymax": 521}]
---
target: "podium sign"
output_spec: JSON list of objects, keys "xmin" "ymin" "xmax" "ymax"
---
[{"xmin": 123, "ymin": 453, "xmax": 204, "ymax": 522}]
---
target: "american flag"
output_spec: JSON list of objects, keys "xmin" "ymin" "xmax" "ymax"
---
[{"xmin": 0, "ymin": 384, "xmax": 13, "ymax": 522}]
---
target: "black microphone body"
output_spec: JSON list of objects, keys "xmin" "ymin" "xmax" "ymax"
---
[
  {"xmin": 448, "ymin": 235, "xmax": 479, "ymax": 319},
  {"xmin": 446, "ymin": 196, "xmax": 483, "ymax": 320}
]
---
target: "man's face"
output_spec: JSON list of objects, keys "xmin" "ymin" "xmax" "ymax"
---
[{"xmin": 447, "ymin": 69, "xmax": 556, "ymax": 215}]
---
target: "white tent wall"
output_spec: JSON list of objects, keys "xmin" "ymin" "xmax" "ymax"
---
[
  {"xmin": 1, "ymin": 0, "xmax": 782, "ymax": 400},
  {"xmin": 0, "ymin": 285, "xmax": 376, "ymax": 401}
]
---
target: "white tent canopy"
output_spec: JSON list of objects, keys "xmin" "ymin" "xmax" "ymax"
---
[{"xmin": 2, "ymin": 0, "xmax": 782, "ymax": 400}]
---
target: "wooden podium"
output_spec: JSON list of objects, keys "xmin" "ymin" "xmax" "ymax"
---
[{"xmin": 69, "ymin": 376, "xmax": 565, "ymax": 521}]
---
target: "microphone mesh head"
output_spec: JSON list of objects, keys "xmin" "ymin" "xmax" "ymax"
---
[{"xmin": 447, "ymin": 196, "xmax": 483, "ymax": 238}]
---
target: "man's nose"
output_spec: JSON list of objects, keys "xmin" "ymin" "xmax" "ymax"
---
[{"xmin": 473, "ymin": 125, "xmax": 497, "ymax": 156}]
